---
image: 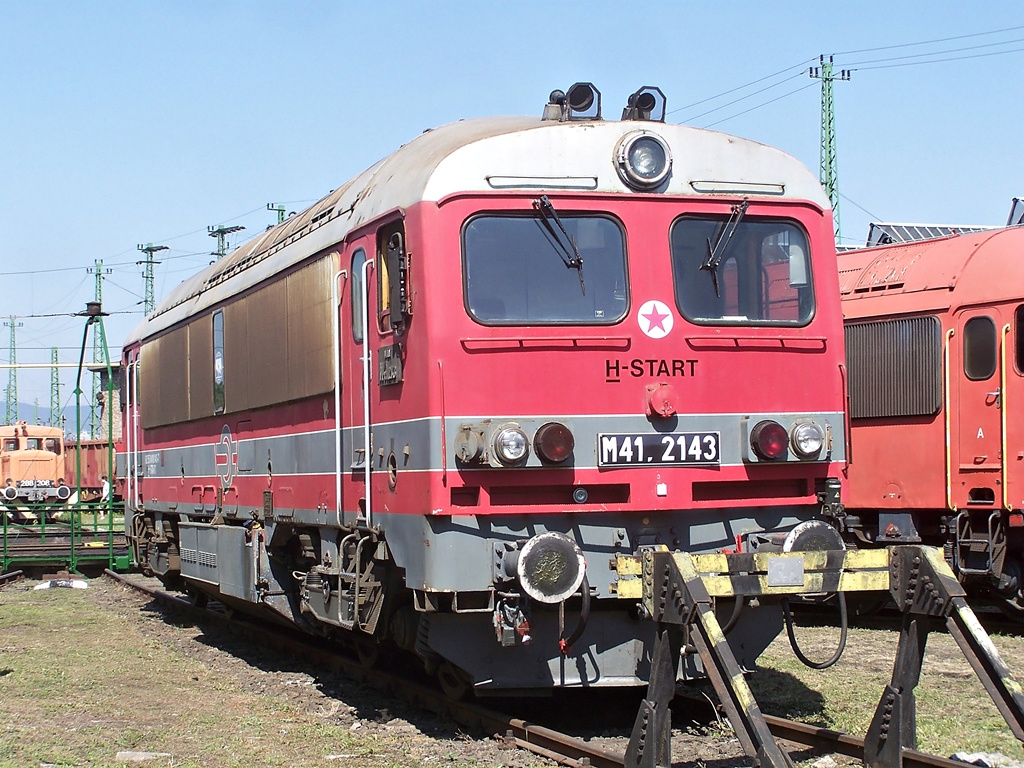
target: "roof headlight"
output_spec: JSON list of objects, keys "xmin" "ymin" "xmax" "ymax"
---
[
  {"xmin": 493, "ymin": 426, "xmax": 529, "ymax": 465},
  {"xmin": 791, "ymin": 421, "xmax": 826, "ymax": 458},
  {"xmin": 616, "ymin": 131, "xmax": 672, "ymax": 190}
]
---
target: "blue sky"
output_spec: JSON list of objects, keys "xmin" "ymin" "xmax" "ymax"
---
[{"xmin": 1, "ymin": 1, "xmax": 1021, "ymax": 413}]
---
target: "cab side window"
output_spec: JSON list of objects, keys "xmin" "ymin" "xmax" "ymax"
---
[
  {"xmin": 964, "ymin": 316, "xmax": 997, "ymax": 380},
  {"xmin": 351, "ymin": 248, "xmax": 367, "ymax": 343},
  {"xmin": 1015, "ymin": 305, "xmax": 1024, "ymax": 375},
  {"xmin": 213, "ymin": 310, "xmax": 225, "ymax": 414},
  {"xmin": 377, "ymin": 222, "xmax": 410, "ymax": 334}
]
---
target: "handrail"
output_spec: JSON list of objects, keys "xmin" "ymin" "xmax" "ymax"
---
[
  {"xmin": 361, "ymin": 258, "xmax": 375, "ymax": 528},
  {"xmin": 332, "ymin": 267, "xmax": 347, "ymax": 518},
  {"xmin": 1001, "ymin": 323, "xmax": 1011, "ymax": 511},
  {"xmin": 945, "ymin": 328, "xmax": 957, "ymax": 512}
]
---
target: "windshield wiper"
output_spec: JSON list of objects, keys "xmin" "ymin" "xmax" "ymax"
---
[
  {"xmin": 700, "ymin": 199, "xmax": 749, "ymax": 298},
  {"xmin": 532, "ymin": 195, "xmax": 586, "ymax": 295}
]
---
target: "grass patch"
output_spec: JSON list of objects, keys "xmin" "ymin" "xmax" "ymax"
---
[
  {"xmin": 0, "ymin": 581, "xmax": 411, "ymax": 768},
  {"xmin": 754, "ymin": 620, "xmax": 1024, "ymax": 759}
]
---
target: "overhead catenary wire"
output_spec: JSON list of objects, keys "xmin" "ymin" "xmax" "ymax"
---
[
  {"xmin": 672, "ymin": 23, "xmax": 1024, "ymax": 127},
  {"xmin": 668, "ymin": 57, "xmax": 816, "ymax": 116},
  {"xmin": 832, "ymin": 23, "xmax": 1024, "ymax": 56}
]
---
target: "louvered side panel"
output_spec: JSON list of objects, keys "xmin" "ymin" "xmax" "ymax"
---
[{"xmin": 846, "ymin": 316, "xmax": 942, "ymax": 419}]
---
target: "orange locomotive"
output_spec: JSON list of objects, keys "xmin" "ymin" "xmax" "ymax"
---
[
  {"xmin": 1, "ymin": 422, "xmax": 73, "ymax": 506},
  {"xmin": 839, "ymin": 226, "xmax": 1024, "ymax": 615}
]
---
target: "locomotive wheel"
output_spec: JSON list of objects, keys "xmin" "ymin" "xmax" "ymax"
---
[
  {"xmin": 436, "ymin": 661, "xmax": 473, "ymax": 701},
  {"xmin": 993, "ymin": 561, "xmax": 1024, "ymax": 622},
  {"xmin": 186, "ymin": 587, "xmax": 208, "ymax": 610},
  {"xmin": 132, "ymin": 515, "xmax": 155, "ymax": 577},
  {"xmin": 353, "ymin": 635, "xmax": 381, "ymax": 668},
  {"xmin": 997, "ymin": 598, "xmax": 1024, "ymax": 621}
]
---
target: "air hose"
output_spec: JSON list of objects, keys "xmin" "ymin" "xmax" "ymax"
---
[
  {"xmin": 558, "ymin": 574, "xmax": 591, "ymax": 655},
  {"xmin": 780, "ymin": 592, "xmax": 848, "ymax": 669}
]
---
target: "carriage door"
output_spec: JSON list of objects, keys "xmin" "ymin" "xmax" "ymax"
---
[
  {"xmin": 341, "ymin": 244, "xmax": 371, "ymax": 524},
  {"xmin": 955, "ymin": 310, "xmax": 1004, "ymax": 508},
  {"xmin": 1007, "ymin": 305, "xmax": 1024, "ymax": 510}
]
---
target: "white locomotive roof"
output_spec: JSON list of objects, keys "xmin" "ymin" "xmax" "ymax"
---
[{"xmin": 128, "ymin": 115, "xmax": 827, "ymax": 344}]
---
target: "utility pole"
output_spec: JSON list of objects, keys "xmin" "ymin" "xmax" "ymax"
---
[
  {"xmin": 137, "ymin": 242, "xmax": 168, "ymax": 315},
  {"xmin": 51, "ymin": 347, "xmax": 60, "ymax": 427},
  {"xmin": 809, "ymin": 55, "xmax": 850, "ymax": 246},
  {"xmin": 87, "ymin": 260, "xmax": 111, "ymax": 438},
  {"xmin": 267, "ymin": 203, "xmax": 286, "ymax": 225},
  {"xmin": 4, "ymin": 316, "xmax": 23, "ymax": 424},
  {"xmin": 208, "ymin": 224, "xmax": 245, "ymax": 260}
]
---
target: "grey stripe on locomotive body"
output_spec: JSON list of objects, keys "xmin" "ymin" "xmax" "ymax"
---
[{"xmin": 126, "ymin": 409, "xmax": 845, "ymax": 481}]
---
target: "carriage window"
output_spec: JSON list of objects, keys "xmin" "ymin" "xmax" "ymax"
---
[
  {"xmin": 964, "ymin": 315, "xmax": 997, "ymax": 381},
  {"xmin": 670, "ymin": 216, "xmax": 813, "ymax": 325},
  {"xmin": 351, "ymin": 249, "xmax": 366, "ymax": 343},
  {"xmin": 213, "ymin": 310, "xmax": 225, "ymax": 414},
  {"xmin": 376, "ymin": 222, "xmax": 408, "ymax": 333},
  {"xmin": 1016, "ymin": 305, "xmax": 1024, "ymax": 375},
  {"xmin": 463, "ymin": 213, "xmax": 627, "ymax": 325}
]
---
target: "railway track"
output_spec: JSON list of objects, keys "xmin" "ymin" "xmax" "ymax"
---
[{"xmin": 102, "ymin": 569, "xmax": 987, "ymax": 768}]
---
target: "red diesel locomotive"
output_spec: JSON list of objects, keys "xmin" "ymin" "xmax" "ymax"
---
[
  {"xmin": 123, "ymin": 84, "xmax": 848, "ymax": 695},
  {"xmin": 840, "ymin": 226, "xmax": 1024, "ymax": 616}
]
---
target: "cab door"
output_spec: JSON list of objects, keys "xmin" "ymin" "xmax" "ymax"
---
[
  {"xmin": 955, "ymin": 310, "xmax": 1004, "ymax": 508},
  {"xmin": 340, "ymin": 242, "xmax": 372, "ymax": 524}
]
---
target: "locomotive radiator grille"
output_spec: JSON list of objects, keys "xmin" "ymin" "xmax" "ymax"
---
[{"xmin": 180, "ymin": 547, "xmax": 217, "ymax": 569}]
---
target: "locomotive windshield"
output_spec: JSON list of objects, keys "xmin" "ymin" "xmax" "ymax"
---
[
  {"xmin": 463, "ymin": 214, "xmax": 627, "ymax": 324},
  {"xmin": 670, "ymin": 215, "xmax": 813, "ymax": 325}
]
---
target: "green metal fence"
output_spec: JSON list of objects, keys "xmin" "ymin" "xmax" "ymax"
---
[{"xmin": 1, "ymin": 303, "xmax": 131, "ymax": 574}]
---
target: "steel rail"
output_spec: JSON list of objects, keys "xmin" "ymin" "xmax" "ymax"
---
[
  {"xmin": 101, "ymin": 570, "xmax": 981, "ymax": 768},
  {"xmin": 0, "ymin": 569, "xmax": 24, "ymax": 586},
  {"xmin": 762, "ymin": 714, "xmax": 972, "ymax": 768}
]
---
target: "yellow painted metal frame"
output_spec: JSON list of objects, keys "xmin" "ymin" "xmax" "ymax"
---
[{"xmin": 614, "ymin": 547, "xmax": 891, "ymax": 600}]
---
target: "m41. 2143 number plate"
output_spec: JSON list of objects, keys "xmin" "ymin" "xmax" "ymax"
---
[{"xmin": 598, "ymin": 432, "xmax": 720, "ymax": 467}]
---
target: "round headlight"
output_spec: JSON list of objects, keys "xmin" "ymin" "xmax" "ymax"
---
[
  {"xmin": 616, "ymin": 131, "xmax": 672, "ymax": 190},
  {"xmin": 791, "ymin": 421, "xmax": 826, "ymax": 458},
  {"xmin": 493, "ymin": 426, "xmax": 529, "ymax": 464}
]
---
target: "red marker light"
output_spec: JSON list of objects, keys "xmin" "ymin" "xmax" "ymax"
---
[
  {"xmin": 534, "ymin": 422, "xmax": 575, "ymax": 463},
  {"xmin": 751, "ymin": 420, "xmax": 788, "ymax": 460}
]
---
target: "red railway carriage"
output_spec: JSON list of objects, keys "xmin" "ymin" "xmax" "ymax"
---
[
  {"xmin": 839, "ymin": 226, "xmax": 1024, "ymax": 614},
  {"xmin": 123, "ymin": 85, "xmax": 848, "ymax": 694}
]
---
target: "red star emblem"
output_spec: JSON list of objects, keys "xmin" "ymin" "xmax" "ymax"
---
[{"xmin": 643, "ymin": 305, "xmax": 669, "ymax": 332}]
